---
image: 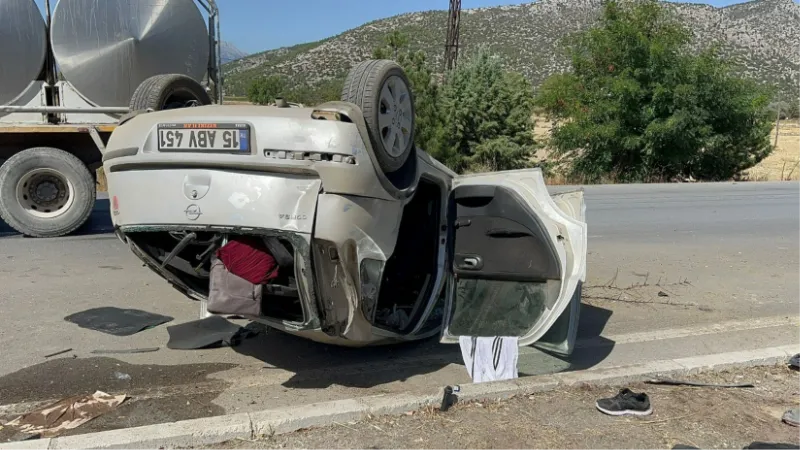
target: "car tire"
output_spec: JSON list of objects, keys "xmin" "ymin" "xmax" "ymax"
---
[
  {"xmin": 342, "ymin": 60, "xmax": 416, "ymax": 174},
  {"xmin": 0, "ymin": 147, "xmax": 96, "ymax": 237},
  {"xmin": 129, "ymin": 74, "xmax": 212, "ymax": 112}
]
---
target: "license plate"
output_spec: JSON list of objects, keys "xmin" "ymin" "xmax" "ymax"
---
[{"xmin": 157, "ymin": 123, "xmax": 250, "ymax": 153}]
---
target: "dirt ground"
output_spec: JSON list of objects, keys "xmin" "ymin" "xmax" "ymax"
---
[
  {"xmin": 207, "ymin": 364, "xmax": 800, "ymax": 449},
  {"xmin": 743, "ymin": 120, "xmax": 800, "ymax": 181}
]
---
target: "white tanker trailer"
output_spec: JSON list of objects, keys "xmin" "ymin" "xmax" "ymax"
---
[{"xmin": 0, "ymin": 0, "xmax": 223, "ymax": 237}]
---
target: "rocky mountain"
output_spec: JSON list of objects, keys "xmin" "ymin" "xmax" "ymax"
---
[
  {"xmin": 219, "ymin": 41, "xmax": 247, "ymax": 65},
  {"xmin": 222, "ymin": 0, "xmax": 800, "ymax": 97}
]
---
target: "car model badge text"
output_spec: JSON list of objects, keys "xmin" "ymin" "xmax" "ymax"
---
[{"xmin": 279, "ymin": 213, "xmax": 307, "ymax": 220}]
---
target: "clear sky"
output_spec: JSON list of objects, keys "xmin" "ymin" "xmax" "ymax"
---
[{"xmin": 34, "ymin": 0, "xmax": 797, "ymax": 55}]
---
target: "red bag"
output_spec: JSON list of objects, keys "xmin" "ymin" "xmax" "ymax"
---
[{"xmin": 216, "ymin": 237, "xmax": 279, "ymax": 285}]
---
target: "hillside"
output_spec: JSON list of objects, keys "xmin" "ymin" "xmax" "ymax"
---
[
  {"xmin": 222, "ymin": 0, "xmax": 800, "ymax": 98},
  {"xmin": 220, "ymin": 41, "xmax": 248, "ymax": 64}
]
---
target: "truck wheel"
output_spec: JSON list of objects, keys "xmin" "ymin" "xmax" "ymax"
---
[
  {"xmin": 129, "ymin": 74, "xmax": 212, "ymax": 112},
  {"xmin": 0, "ymin": 147, "xmax": 96, "ymax": 237},
  {"xmin": 342, "ymin": 60, "xmax": 416, "ymax": 174}
]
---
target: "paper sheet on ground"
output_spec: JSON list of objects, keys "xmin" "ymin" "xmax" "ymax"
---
[{"xmin": 6, "ymin": 391, "xmax": 127, "ymax": 437}]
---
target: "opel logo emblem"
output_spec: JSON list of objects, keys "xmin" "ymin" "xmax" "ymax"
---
[{"xmin": 184, "ymin": 204, "xmax": 202, "ymax": 221}]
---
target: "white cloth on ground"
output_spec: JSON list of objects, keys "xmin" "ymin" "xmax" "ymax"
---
[{"xmin": 459, "ymin": 336, "xmax": 519, "ymax": 383}]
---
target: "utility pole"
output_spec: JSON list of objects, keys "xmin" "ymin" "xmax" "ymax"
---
[
  {"xmin": 773, "ymin": 91, "xmax": 782, "ymax": 149},
  {"xmin": 444, "ymin": 0, "xmax": 462, "ymax": 72}
]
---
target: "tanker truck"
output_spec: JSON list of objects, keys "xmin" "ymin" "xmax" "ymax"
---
[{"xmin": 0, "ymin": 0, "xmax": 223, "ymax": 237}]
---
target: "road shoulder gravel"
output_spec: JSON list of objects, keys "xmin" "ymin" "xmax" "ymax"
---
[{"xmin": 207, "ymin": 364, "xmax": 800, "ymax": 449}]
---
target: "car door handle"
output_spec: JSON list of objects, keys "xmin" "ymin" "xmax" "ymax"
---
[
  {"xmin": 455, "ymin": 254, "xmax": 483, "ymax": 271},
  {"xmin": 455, "ymin": 218, "xmax": 471, "ymax": 229}
]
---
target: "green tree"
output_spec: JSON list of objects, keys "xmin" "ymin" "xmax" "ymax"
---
[
  {"xmin": 536, "ymin": 0, "xmax": 774, "ymax": 182},
  {"xmin": 286, "ymin": 78, "xmax": 344, "ymax": 106},
  {"xmin": 785, "ymin": 100, "xmax": 800, "ymax": 119},
  {"xmin": 432, "ymin": 49, "xmax": 537, "ymax": 173},
  {"xmin": 373, "ymin": 30, "xmax": 409, "ymax": 60},
  {"xmin": 371, "ymin": 34, "xmax": 536, "ymax": 173},
  {"xmin": 247, "ymin": 75, "xmax": 286, "ymax": 105}
]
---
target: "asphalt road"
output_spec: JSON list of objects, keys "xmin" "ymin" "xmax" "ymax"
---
[{"xmin": 0, "ymin": 181, "xmax": 797, "ymax": 437}]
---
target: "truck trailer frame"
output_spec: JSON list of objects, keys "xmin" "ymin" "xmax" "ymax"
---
[{"xmin": 0, "ymin": 0, "xmax": 223, "ymax": 238}]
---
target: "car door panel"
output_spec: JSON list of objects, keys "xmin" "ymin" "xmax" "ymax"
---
[
  {"xmin": 440, "ymin": 169, "xmax": 587, "ymax": 352},
  {"xmin": 531, "ymin": 188, "xmax": 587, "ymax": 356}
]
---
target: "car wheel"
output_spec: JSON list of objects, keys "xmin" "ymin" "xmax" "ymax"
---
[
  {"xmin": 129, "ymin": 74, "xmax": 212, "ymax": 112},
  {"xmin": 342, "ymin": 60, "xmax": 416, "ymax": 174}
]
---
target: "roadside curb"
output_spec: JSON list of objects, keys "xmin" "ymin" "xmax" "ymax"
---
[{"xmin": 4, "ymin": 345, "xmax": 796, "ymax": 449}]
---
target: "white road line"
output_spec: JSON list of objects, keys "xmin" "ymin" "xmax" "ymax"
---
[{"xmin": 572, "ymin": 315, "xmax": 799, "ymax": 350}]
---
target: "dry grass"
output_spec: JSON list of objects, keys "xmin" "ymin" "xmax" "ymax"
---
[
  {"xmin": 95, "ymin": 169, "xmax": 108, "ymax": 192},
  {"xmin": 741, "ymin": 120, "xmax": 800, "ymax": 181}
]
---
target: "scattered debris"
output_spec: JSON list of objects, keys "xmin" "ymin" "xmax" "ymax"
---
[
  {"xmin": 90, "ymin": 347, "xmax": 160, "ymax": 355},
  {"xmin": 4, "ymin": 391, "xmax": 127, "ymax": 439},
  {"xmin": 64, "ymin": 307, "xmax": 173, "ymax": 336},
  {"xmin": 43, "ymin": 348, "xmax": 73, "ymax": 359},
  {"xmin": 595, "ymin": 388, "xmax": 653, "ymax": 416},
  {"xmin": 113, "ymin": 372, "xmax": 131, "ymax": 381},
  {"xmin": 440, "ymin": 385, "xmax": 460, "ymax": 412},
  {"xmin": 6, "ymin": 431, "xmax": 41, "ymax": 442},
  {"xmin": 166, "ymin": 315, "xmax": 257, "ymax": 350},
  {"xmin": 645, "ymin": 378, "xmax": 754, "ymax": 388}
]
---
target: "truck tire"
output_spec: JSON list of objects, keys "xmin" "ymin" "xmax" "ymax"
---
[
  {"xmin": 342, "ymin": 60, "xmax": 416, "ymax": 174},
  {"xmin": 0, "ymin": 147, "xmax": 96, "ymax": 238},
  {"xmin": 129, "ymin": 74, "xmax": 212, "ymax": 112}
]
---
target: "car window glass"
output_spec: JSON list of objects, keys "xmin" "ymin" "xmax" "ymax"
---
[{"xmin": 448, "ymin": 279, "xmax": 561, "ymax": 337}]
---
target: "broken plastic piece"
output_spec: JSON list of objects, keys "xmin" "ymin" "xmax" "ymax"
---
[
  {"xmin": 90, "ymin": 347, "xmax": 160, "ymax": 355},
  {"xmin": 440, "ymin": 385, "xmax": 460, "ymax": 412},
  {"xmin": 161, "ymin": 232, "xmax": 197, "ymax": 268},
  {"xmin": 43, "ymin": 348, "xmax": 72, "ymax": 358}
]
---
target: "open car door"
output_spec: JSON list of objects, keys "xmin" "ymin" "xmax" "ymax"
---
[{"xmin": 440, "ymin": 169, "xmax": 587, "ymax": 356}]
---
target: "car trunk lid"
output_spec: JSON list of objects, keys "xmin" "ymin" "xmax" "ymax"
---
[{"xmin": 108, "ymin": 168, "xmax": 321, "ymax": 233}]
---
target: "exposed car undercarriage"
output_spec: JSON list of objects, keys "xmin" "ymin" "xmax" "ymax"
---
[{"xmin": 121, "ymin": 177, "xmax": 444, "ymax": 335}]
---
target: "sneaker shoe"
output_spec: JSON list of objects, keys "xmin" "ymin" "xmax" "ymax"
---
[
  {"xmin": 595, "ymin": 388, "xmax": 653, "ymax": 416},
  {"xmin": 782, "ymin": 408, "xmax": 799, "ymax": 427}
]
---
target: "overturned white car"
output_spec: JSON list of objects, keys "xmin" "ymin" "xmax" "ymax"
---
[{"xmin": 102, "ymin": 60, "xmax": 588, "ymax": 352}]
